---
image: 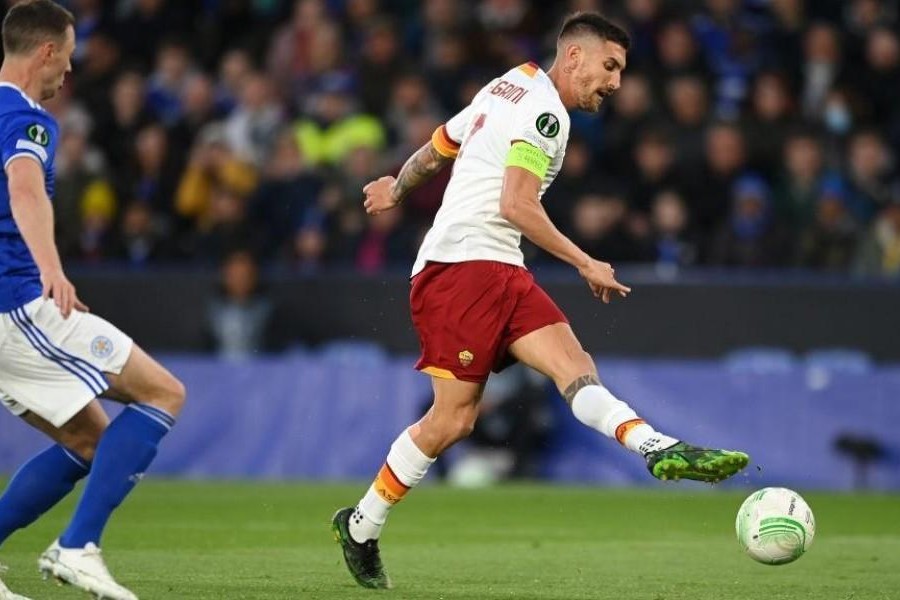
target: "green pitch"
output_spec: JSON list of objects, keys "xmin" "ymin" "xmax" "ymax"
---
[{"xmin": 1, "ymin": 481, "xmax": 898, "ymax": 599}]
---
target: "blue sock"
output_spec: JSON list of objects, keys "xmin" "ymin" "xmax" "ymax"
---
[
  {"xmin": 59, "ymin": 404, "xmax": 174, "ymax": 548},
  {"xmin": 0, "ymin": 445, "xmax": 90, "ymax": 546}
]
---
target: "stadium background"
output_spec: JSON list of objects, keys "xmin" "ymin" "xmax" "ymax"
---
[{"xmin": 1, "ymin": 0, "xmax": 899, "ymax": 488}]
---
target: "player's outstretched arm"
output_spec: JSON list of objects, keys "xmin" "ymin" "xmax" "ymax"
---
[
  {"xmin": 363, "ymin": 141, "xmax": 452, "ymax": 215},
  {"xmin": 500, "ymin": 162, "xmax": 631, "ymax": 303},
  {"xmin": 7, "ymin": 158, "xmax": 87, "ymax": 317}
]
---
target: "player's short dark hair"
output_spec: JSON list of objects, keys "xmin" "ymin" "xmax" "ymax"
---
[
  {"xmin": 2, "ymin": 0, "xmax": 74, "ymax": 56},
  {"xmin": 558, "ymin": 12, "xmax": 631, "ymax": 51}
]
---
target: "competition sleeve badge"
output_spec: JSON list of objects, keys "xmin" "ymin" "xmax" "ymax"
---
[
  {"xmin": 26, "ymin": 123, "xmax": 50, "ymax": 146},
  {"xmin": 535, "ymin": 113, "xmax": 560, "ymax": 138},
  {"xmin": 458, "ymin": 350, "xmax": 474, "ymax": 367}
]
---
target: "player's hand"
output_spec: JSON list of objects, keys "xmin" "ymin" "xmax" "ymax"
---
[
  {"xmin": 41, "ymin": 268, "xmax": 89, "ymax": 318},
  {"xmin": 578, "ymin": 259, "xmax": 631, "ymax": 304},
  {"xmin": 363, "ymin": 176, "xmax": 400, "ymax": 215}
]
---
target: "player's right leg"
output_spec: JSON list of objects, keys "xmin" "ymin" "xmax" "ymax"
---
[
  {"xmin": 333, "ymin": 375, "xmax": 484, "ymax": 589},
  {"xmin": 39, "ymin": 345, "xmax": 185, "ymax": 600},
  {"xmin": 508, "ymin": 322, "xmax": 749, "ymax": 483}
]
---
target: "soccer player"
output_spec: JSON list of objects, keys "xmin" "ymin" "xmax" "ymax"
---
[
  {"xmin": 332, "ymin": 12, "xmax": 749, "ymax": 589},
  {"xmin": 0, "ymin": 3, "xmax": 185, "ymax": 599}
]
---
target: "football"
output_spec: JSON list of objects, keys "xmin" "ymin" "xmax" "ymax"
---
[{"xmin": 735, "ymin": 487, "xmax": 816, "ymax": 565}]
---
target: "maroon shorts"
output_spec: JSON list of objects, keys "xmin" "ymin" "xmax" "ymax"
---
[{"xmin": 410, "ymin": 261, "xmax": 568, "ymax": 383}]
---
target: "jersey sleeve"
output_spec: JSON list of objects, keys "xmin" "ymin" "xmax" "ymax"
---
[
  {"xmin": 510, "ymin": 96, "xmax": 565, "ymax": 160},
  {"xmin": 1, "ymin": 111, "xmax": 56, "ymax": 171},
  {"xmin": 431, "ymin": 103, "xmax": 474, "ymax": 159}
]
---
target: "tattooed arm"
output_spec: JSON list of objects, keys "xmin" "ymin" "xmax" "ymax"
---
[{"xmin": 363, "ymin": 141, "xmax": 453, "ymax": 215}]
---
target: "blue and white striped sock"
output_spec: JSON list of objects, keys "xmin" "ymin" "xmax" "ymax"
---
[
  {"xmin": 0, "ymin": 445, "xmax": 89, "ymax": 546},
  {"xmin": 59, "ymin": 404, "xmax": 174, "ymax": 548}
]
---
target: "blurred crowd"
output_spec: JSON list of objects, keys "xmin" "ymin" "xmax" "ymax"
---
[{"xmin": 11, "ymin": 0, "xmax": 900, "ymax": 278}]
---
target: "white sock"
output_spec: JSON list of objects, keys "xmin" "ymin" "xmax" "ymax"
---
[
  {"xmin": 349, "ymin": 429, "xmax": 435, "ymax": 543},
  {"xmin": 570, "ymin": 384, "xmax": 677, "ymax": 455}
]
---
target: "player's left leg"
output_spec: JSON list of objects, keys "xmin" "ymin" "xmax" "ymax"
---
[
  {"xmin": 508, "ymin": 322, "xmax": 748, "ymax": 483},
  {"xmin": 0, "ymin": 402, "xmax": 106, "ymax": 548}
]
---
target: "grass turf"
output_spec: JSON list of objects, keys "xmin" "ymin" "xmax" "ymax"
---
[{"xmin": 1, "ymin": 481, "xmax": 898, "ymax": 599}]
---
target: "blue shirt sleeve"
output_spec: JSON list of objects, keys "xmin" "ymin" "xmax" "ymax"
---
[{"xmin": 1, "ymin": 110, "xmax": 57, "ymax": 171}]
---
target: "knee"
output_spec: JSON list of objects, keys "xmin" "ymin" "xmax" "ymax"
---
[
  {"xmin": 151, "ymin": 376, "xmax": 187, "ymax": 418},
  {"xmin": 427, "ymin": 406, "xmax": 478, "ymax": 448},
  {"xmin": 446, "ymin": 410, "xmax": 477, "ymax": 442}
]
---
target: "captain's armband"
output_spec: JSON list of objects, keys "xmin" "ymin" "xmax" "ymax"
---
[{"xmin": 505, "ymin": 141, "xmax": 551, "ymax": 178}]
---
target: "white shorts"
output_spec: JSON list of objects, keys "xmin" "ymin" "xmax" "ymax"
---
[{"xmin": 0, "ymin": 297, "xmax": 133, "ymax": 427}]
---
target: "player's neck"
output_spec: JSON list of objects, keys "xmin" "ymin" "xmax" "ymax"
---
[
  {"xmin": 0, "ymin": 59, "xmax": 42, "ymax": 102},
  {"xmin": 545, "ymin": 63, "xmax": 575, "ymax": 111}
]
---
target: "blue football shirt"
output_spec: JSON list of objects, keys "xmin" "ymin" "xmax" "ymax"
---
[{"xmin": 0, "ymin": 82, "xmax": 58, "ymax": 312}]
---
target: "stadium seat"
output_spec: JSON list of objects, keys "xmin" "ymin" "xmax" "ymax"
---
[
  {"xmin": 319, "ymin": 340, "xmax": 388, "ymax": 368},
  {"xmin": 804, "ymin": 349, "xmax": 874, "ymax": 374},
  {"xmin": 723, "ymin": 347, "xmax": 798, "ymax": 374}
]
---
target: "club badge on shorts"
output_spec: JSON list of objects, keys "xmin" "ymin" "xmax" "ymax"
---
[
  {"xmin": 90, "ymin": 336, "xmax": 114, "ymax": 359},
  {"xmin": 458, "ymin": 350, "xmax": 474, "ymax": 367}
]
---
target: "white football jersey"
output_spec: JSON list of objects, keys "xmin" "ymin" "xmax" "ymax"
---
[{"xmin": 411, "ymin": 62, "xmax": 570, "ymax": 277}]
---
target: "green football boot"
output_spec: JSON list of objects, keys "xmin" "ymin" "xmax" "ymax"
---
[
  {"xmin": 331, "ymin": 507, "xmax": 392, "ymax": 589},
  {"xmin": 646, "ymin": 442, "xmax": 749, "ymax": 483}
]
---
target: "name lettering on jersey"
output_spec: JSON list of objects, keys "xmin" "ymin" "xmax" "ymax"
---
[{"xmin": 489, "ymin": 79, "xmax": 528, "ymax": 104}]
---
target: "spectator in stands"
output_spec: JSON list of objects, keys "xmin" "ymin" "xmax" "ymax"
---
[
  {"xmin": 54, "ymin": 122, "xmax": 114, "ymax": 260},
  {"xmin": 168, "ymin": 73, "xmax": 221, "ymax": 168},
  {"xmin": 797, "ymin": 176, "xmax": 861, "ymax": 270},
  {"xmin": 385, "ymin": 71, "xmax": 442, "ymax": 145},
  {"xmin": 568, "ymin": 190, "xmax": 647, "ymax": 263},
  {"xmin": 651, "ymin": 18, "xmax": 710, "ymax": 88},
  {"xmin": 94, "ymin": 70, "xmax": 155, "ymax": 174},
  {"xmin": 72, "ymin": 29, "xmax": 120, "ymax": 118},
  {"xmin": 355, "ymin": 18, "xmax": 412, "ymax": 118},
  {"xmin": 774, "ymin": 128, "xmax": 827, "ymax": 231},
  {"xmin": 424, "ymin": 32, "xmax": 470, "ymax": 114},
  {"xmin": 268, "ymin": 0, "xmax": 333, "ymax": 91},
  {"xmin": 114, "ymin": 123, "xmax": 180, "ymax": 221},
  {"xmin": 694, "ymin": 121, "xmax": 749, "ymax": 236},
  {"xmin": 251, "ymin": 131, "xmax": 324, "ymax": 260},
  {"xmin": 223, "ymin": 71, "xmax": 284, "ymax": 167},
  {"xmin": 540, "ymin": 135, "xmax": 598, "ymax": 236},
  {"xmin": 854, "ymin": 189, "xmax": 900, "ymax": 279},
  {"xmin": 665, "ymin": 74, "xmax": 709, "ymax": 172},
  {"xmin": 602, "ymin": 72, "xmax": 655, "ymax": 169},
  {"xmin": 710, "ymin": 174, "xmax": 791, "ymax": 267},
  {"xmin": 742, "ymin": 70, "xmax": 797, "ymax": 176},
  {"xmin": 216, "ymin": 48, "xmax": 254, "ymax": 115},
  {"xmin": 111, "ymin": 201, "xmax": 173, "ymax": 265},
  {"xmin": 205, "ymin": 249, "xmax": 276, "ymax": 359},
  {"xmin": 293, "ymin": 74, "xmax": 385, "ymax": 167},
  {"xmin": 800, "ymin": 22, "xmax": 847, "ymax": 118},
  {"xmin": 191, "ymin": 183, "xmax": 261, "ymax": 264},
  {"xmin": 146, "ymin": 38, "xmax": 195, "ymax": 126},
  {"xmin": 176, "ymin": 124, "xmax": 259, "ymax": 230},
  {"xmin": 351, "ymin": 205, "xmax": 418, "ymax": 273},
  {"xmin": 648, "ymin": 188, "xmax": 700, "ymax": 268},
  {"xmin": 860, "ymin": 26, "xmax": 900, "ymax": 126},
  {"xmin": 629, "ymin": 127, "xmax": 681, "ymax": 214},
  {"xmin": 845, "ymin": 128, "xmax": 895, "ymax": 221}
]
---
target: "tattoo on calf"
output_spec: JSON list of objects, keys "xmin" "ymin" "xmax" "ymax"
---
[{"xmin": 563, "ymin": 374, "xmax": 600, "ymax": 404}]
